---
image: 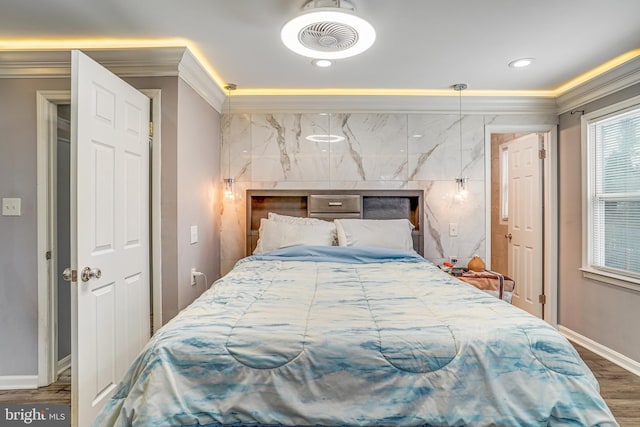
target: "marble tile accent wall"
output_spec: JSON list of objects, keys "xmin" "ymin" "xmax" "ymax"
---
[{"xmin": 219, "ymin": 112, "xmax": 554, "ymax": 275}]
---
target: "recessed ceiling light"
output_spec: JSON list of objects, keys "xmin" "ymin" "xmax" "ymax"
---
[
  {"xmin": 508, "ymin": 58, "xmax": 534, "ymax": 68},
  {"xmin": 281, "ymin": 0, "xmax": 376, "ymax": 60},
  {"xmin": 312, "ymin": 59, "xmax": 333, "ymax": 68}
]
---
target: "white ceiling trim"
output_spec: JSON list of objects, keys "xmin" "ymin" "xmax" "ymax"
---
[
  {"xmin": 0, "ymin": 47, "xmax": 186, "ymax": 78},
  {"xmin": 225, "ymin": 94, "xmax": 559, "ymax": 115},
  {"xmin": 0, "ymin": 60, "xmax": 70, "ymax": 78},
  {"xmin": 178, "ymin": 49, "xmax": 226, "ymax": 112},
  {"xmin": 0, "ymin": 47, "xmax": 226, "ymax": 111},
  {"xmin": 556, "ymin": 57, "xmax": 640, "ymax": 114},
  {"xmin": 3, "ymin": 47, "xmax": 639, "ymax": 115}
]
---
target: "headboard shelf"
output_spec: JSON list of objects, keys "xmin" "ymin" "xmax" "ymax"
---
[{"xmin": 246, "ymin": 189, "xmax": 424, "ymax": 256}]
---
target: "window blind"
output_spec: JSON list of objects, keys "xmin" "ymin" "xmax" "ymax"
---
[{"xmin": 589, "ymin": 106, "xmax": 640, "ymax": 277}]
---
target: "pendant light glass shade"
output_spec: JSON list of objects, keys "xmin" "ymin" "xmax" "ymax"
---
[{"xmin": 223, "ymin": 177, "xmax": 235, "ymax": 200}]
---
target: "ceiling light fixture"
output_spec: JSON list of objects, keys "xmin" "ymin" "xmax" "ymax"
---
[
  {"xmin": 223, "ymin": 83, "xmax": 237, "ymax": 200},
  {"xmin": 453, "ymin": 83, "xmax": 469, "ymax": 201},
  {"xmin": 312, "ymin": 59, "xmax": 333, "ymax": 67},
  {"xmin": 508, "ymin": 57, "xmax": 534, "ymax": 68},
  {"xmin": 281, "ymin": 0, "xmax": 376, "ymax": 60}
]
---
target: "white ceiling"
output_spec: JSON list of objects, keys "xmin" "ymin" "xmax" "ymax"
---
[{"xmin": 1, "ymin": 0, "xmax": 639, "ymax": 95}]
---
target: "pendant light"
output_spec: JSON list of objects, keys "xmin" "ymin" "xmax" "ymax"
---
[
  {"xmin": 223, "ymin": 83, "xmax": 237, "ymax": 200},
  {"xmin": 453, "ymin": 83, "xmax": 468, "ymax": 201}
]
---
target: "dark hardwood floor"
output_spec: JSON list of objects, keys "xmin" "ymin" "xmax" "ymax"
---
[
  {"xmin": 0, "ymin": 368, "xmax": 70, "ymax": 405},
  {"xmin": 573, "ymin": 343, "xmax": 640, "ymax": 426},
  {"xmin": 0, "ymin": 346, "xmax": 638, "ymax": 425}
]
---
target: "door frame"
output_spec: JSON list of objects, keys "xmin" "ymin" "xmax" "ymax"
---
[
  {"xmin": 36, "ymin": 88, "xmax": 163, "ymax": 387},
  {"xmin": 484, "ymin": 124, "xmax": 558, "ymax": 326}
]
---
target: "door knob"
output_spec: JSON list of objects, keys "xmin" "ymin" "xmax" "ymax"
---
[
  {"xmin": 62, "ymin": 268, "xmax": 76, "ymax": 282},
  {"xmin": 505, "ymin": 233, "xmax": 513, "ymax": 241},
  {"xmin": 81, "ymin": 267, "xmax": 102, "ymax": 282}
]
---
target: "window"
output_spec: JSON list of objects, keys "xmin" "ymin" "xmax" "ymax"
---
[
  {"xmin": 583, "ymin": 98, "xmax": 640, "ymax": 285},
  {"xmin": 500, "ymin": 143, "xmax": 509, "ymax": 222}
]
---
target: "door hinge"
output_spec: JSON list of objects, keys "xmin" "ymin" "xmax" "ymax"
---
[
  {"xmin": 45, "ymin": 251, "xmax": 52, "ymax": 260},
  {"xmin": 149, "ymin": 121, "xmax": 154, "ymax": 137},
  {"xmin": 538, "ymin": 294, "xmax": 546, "ymax": 304},
  {"xmin": 538, "ymin": 148, "xmax": 546, "ymax": 159}
]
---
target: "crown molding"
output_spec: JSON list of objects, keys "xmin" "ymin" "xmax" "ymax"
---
[
  {"xmin": 5, "ymin": 46, "xmax": 638, "ymax": 115},
  {"xmin": 178, "ymin": 49, "xmax": 226, "ymax": 112},
  {"xmin": 556, "ymin": 56, "xmax": 640, "ymax": 114},
  {"xmin": 226, "ymin": 94, "xmax": 559, "ymax": 115},
  {"xmin": 0, "ymin": 47, "xmax": 225, "ymax": 111},
  {"xmin": 0, "ymin": 47, "xmax": 186, "ymax": 78}
]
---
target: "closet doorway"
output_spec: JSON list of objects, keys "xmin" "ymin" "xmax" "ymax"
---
[{"xmin": 55, "ymin": 104, "xmax": 72, "ymax": 379}]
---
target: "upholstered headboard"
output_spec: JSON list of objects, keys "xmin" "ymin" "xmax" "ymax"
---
[{"xmin": 246, "ymin": 189, "xmax": 424, "ymax": 256}]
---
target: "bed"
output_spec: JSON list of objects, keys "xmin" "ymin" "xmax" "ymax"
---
[{"xmin": 93, "ymin": 190, "xmax": 617, "ymax": 426}]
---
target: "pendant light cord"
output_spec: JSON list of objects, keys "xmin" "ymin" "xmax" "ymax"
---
[
  {"xmin": 224, "ymin": 83, "xmax": 237, "ymax": 178},
  {"xmin": 453, "ymin": 83, "xmax": 467, "ymax": 178},
  {"xmin": 459, "ymin": 87, "xmax": 462, "ymax": 175}
]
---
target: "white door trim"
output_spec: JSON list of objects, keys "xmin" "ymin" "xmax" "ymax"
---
[
  {"xmin": 36, "ymin": 89, "xmax": 162, "ymax": 388},
  {"xmin": 37, "ymin": 90, "xmax": 71, "ymax": 386},
  {"xmin": 484, "ymin": 124, "xmax": 558, "ymax": 326},
  {"xmin": 141, "ymin": 89, "xmax": 163, "ymax": 334}
]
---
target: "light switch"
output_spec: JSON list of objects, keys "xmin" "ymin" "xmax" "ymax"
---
[
  {"xmin": 2, "ymin": 198, "xmax": 21, "ymax": 216},
  {"xmin": 190, "ymin": 225, "xmax": 198, "ymax": 244},
  {"xmin": 449, "ymin": 222, "xmax": 458, "ymax": 237}
]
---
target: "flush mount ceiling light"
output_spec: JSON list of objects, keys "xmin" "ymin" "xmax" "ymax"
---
[
  {"xmin": 281, "ymin": 0, "xmax": 376, "ymax": 60},
  {"xmin": 312, "ymin": 59, "xmax": 333, "ymax": 67},
  {"xmin": 508, "ymin": 57, "xmax": 534, "ymax": 68}
]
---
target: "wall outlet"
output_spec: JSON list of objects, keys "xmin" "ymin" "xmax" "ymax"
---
[
  {"xmin": 449, "ymin": 222, "xmax": 458, "ymax": 237},
  {"xmin": 449, "ymin": 256, "xmax": 458, "ymax": 265},
  {"xmin": 190, "ymin": 267, "xmax": 196, "ymax": 285}
]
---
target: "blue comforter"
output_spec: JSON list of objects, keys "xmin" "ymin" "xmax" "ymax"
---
[{"xmin": 94, "ymin": 246, "xmax": 617, "ymax": 426}]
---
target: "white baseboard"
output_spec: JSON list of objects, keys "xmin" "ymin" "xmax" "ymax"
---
[
  {"xmin": 57, "ymin": 354, "xmax": 71, "ymax": 375},
  {"xmin": 558, "ymin": 325, "xmax": 640, "ymax": 377},
  {"xmin": 0, "ymin": 375, "xmax": 38, "ymax": 390}
]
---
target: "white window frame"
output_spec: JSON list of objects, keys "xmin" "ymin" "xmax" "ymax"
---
[
  {"xmin": 499, "ymin": 142, "xmax": 509, "ymax": 224},
  {"xmin": 581, "ymin": 94, "xmax": 640, "ymax": 291}
]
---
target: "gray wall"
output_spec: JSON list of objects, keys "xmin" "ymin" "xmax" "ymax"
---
[
  {"xmin": 0, "ymin": 74, "xmax": 221, "ymax": 378},
  {"xmin": 558, "ymin": 82, "xmax": 640, "ymax": 362},
  {"xmin": 0, "ymin": 78, "xmax": 70, "ymax": 376},
  {"xmin": 176, "ymin": 78, "xmax": 221, "ymax": 310}
]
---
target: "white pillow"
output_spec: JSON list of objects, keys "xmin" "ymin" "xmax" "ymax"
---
[
  {"xmin": 253, "ymin": 218, "xmax": 335, "ymax": 254},
  {"xmin": 334, "ymin": 219, "xmax": 415, "ymax": 252},
  {"xmin": 268, "ymin": 212, "xmax": 330, "ymax": 227},
  {"xmin": 268, "ymin": 212, "xmax": 337, "ymax": 243}
]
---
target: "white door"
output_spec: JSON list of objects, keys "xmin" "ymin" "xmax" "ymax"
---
[
  {"xmin": 70, "ymin": 50, "xmax": 150, "ymax": 427},
  {"xmin": 507, "ymin": 134, "xmax": 543, "ymax": 318}
]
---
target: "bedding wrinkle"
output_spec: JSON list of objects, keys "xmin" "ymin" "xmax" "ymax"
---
[
  {"xmin": 225, "ymin": 261, "xmax": 318, "ymax": 369},
  {"xmin": 356, "ymin": 264, "xmax": 458, "ymax": 373}
]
